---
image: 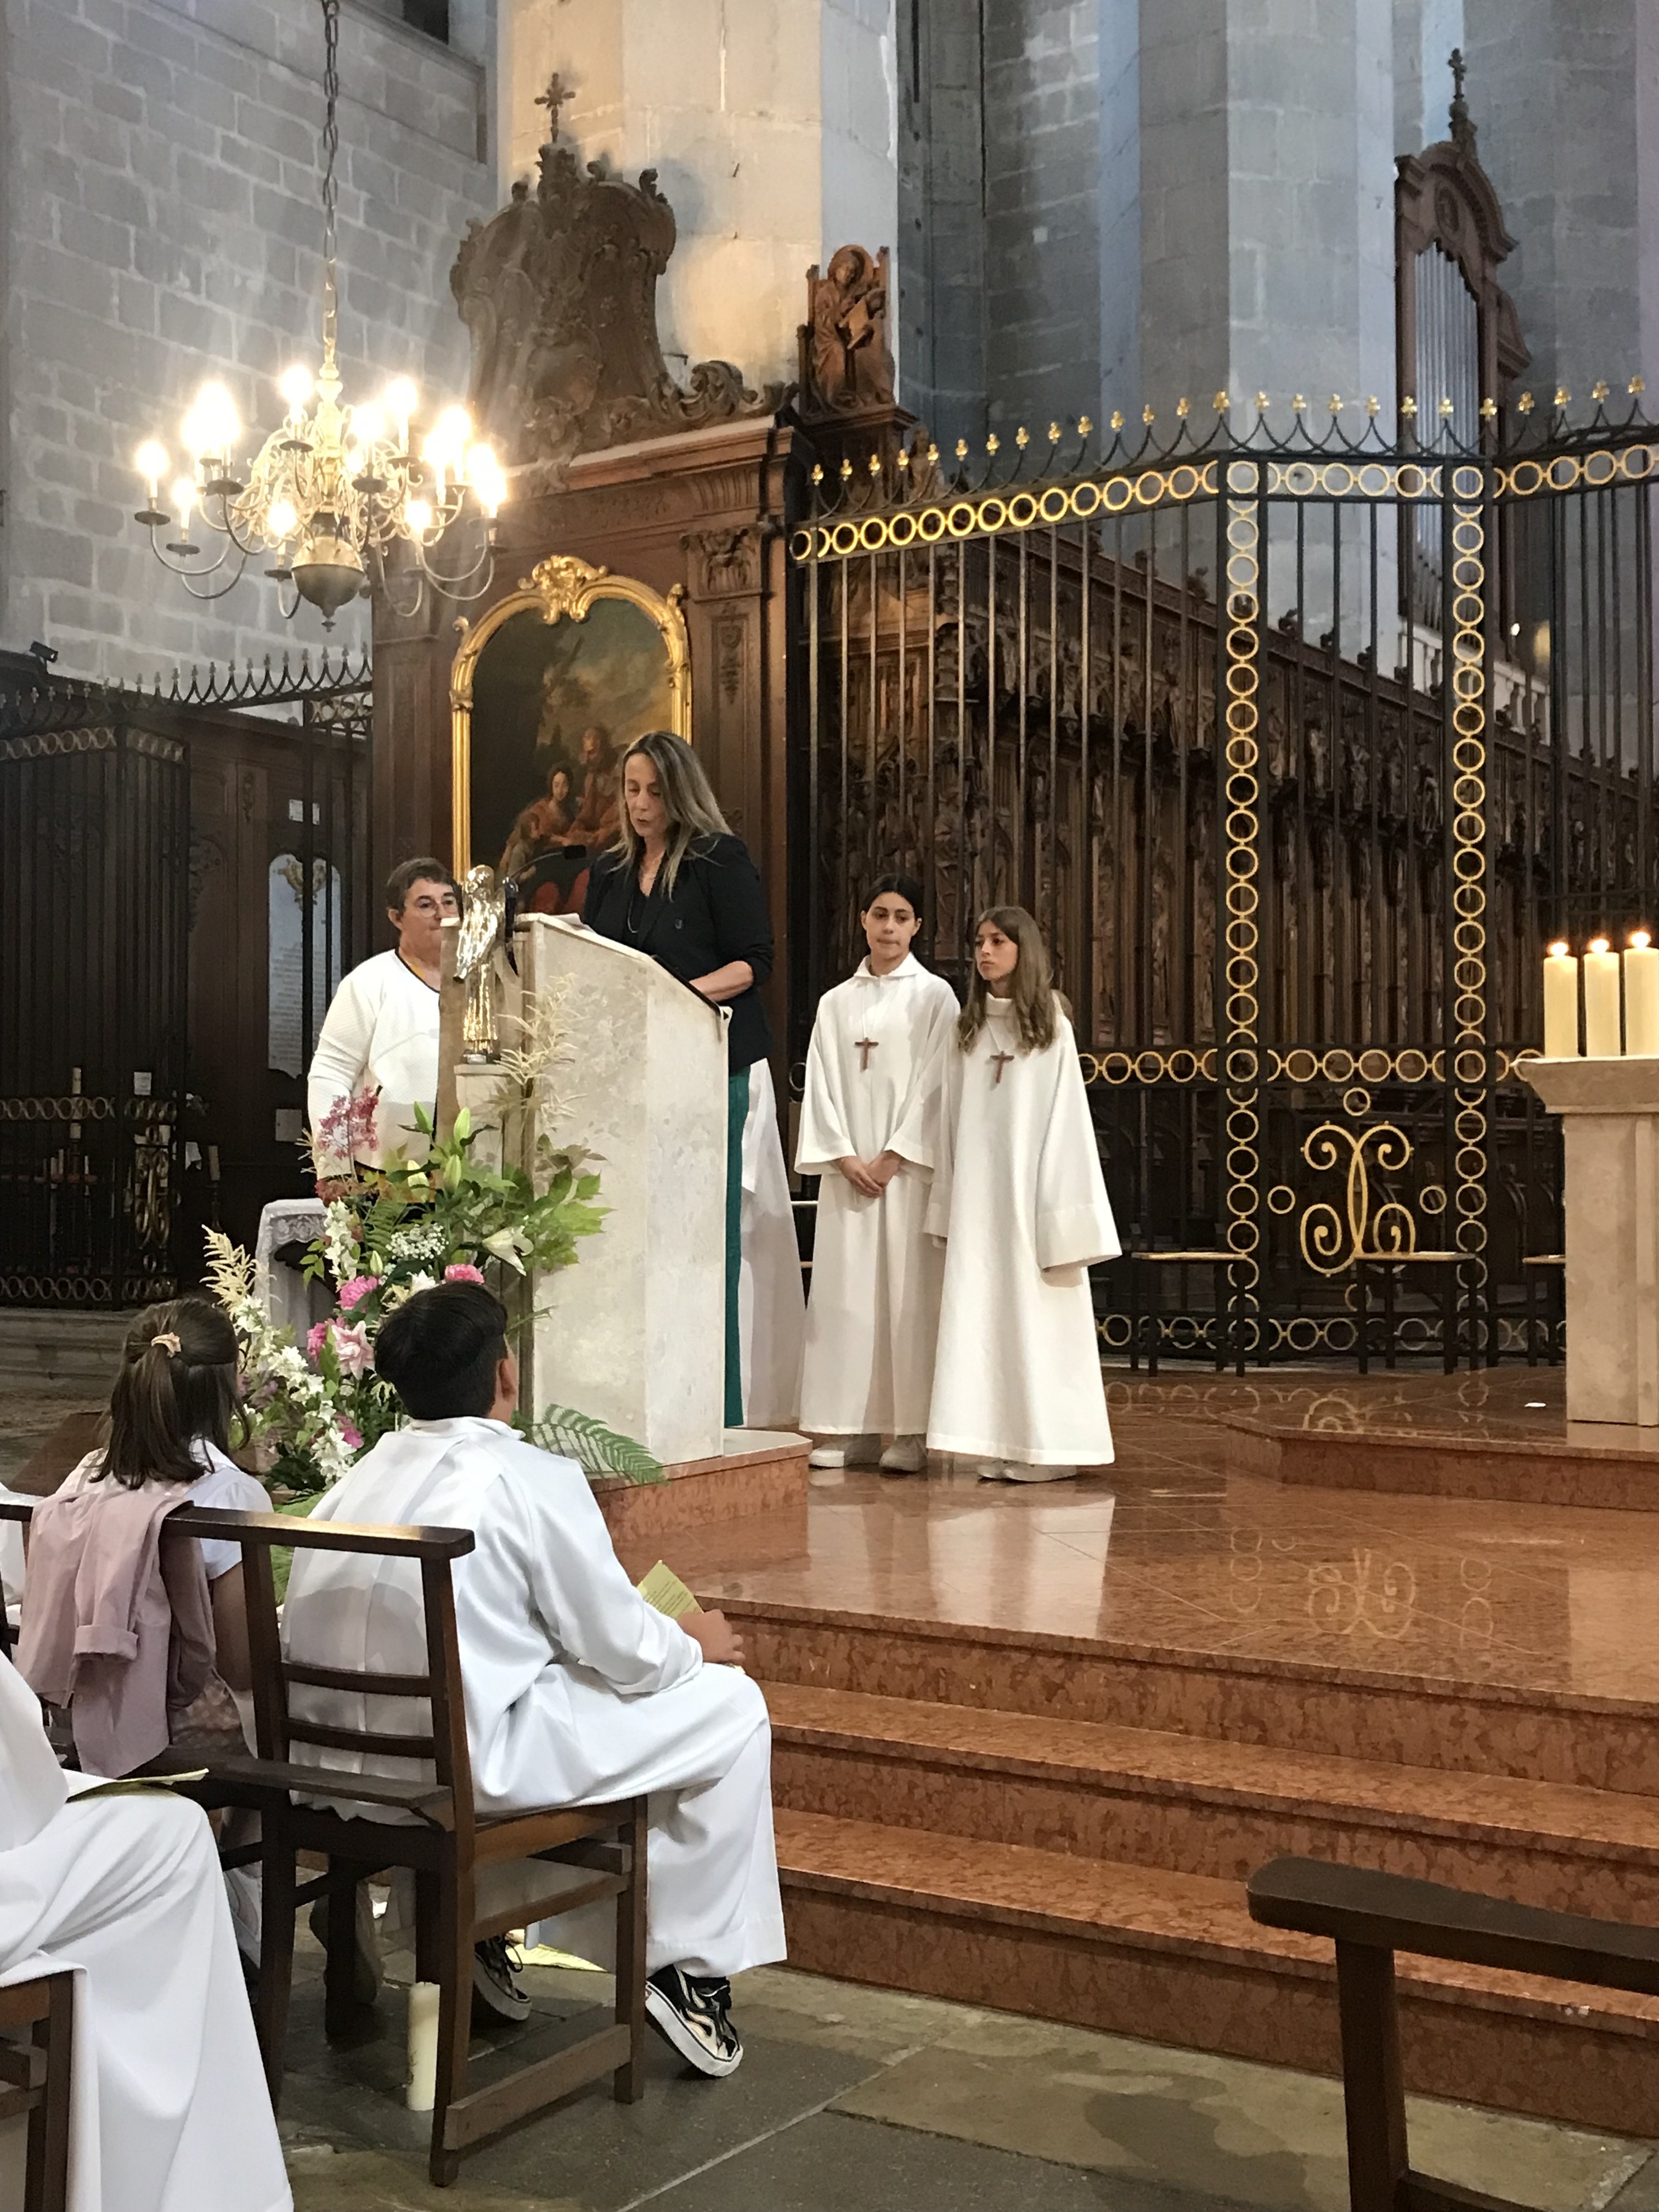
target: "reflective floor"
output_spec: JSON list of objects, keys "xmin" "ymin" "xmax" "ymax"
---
[{"xmin": 640, "ymin": 1377, "xmax": 1659, "ymax": 1708}]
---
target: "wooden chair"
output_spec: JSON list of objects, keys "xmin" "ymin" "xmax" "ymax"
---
[
  {"xmin": 1248, "ymin": 1854, "xmax": 1659, "ymax": 2212},
  {"xmin": 0, "ymin": 1974, "xmax": 72, "ymax": 2212},
  {"xmin": 1125, "ymin": 1248, "xmax": 1242, "ymax": 1374},
  {"xmin": 0, "ymin": 1500, "xmax": 650, "ymax": 2189}
]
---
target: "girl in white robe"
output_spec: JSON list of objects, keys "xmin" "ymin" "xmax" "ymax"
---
[
  {"xmin": 796, "ymin": 877, "xmax": 960, "ymax": 1472},
  {"xmin": 0, "ymin": 1652, "xmax": 290, "ymax": 2212},
  {"xmin": 926, "ymin": 904, "xmax": 1119, "ymax": 1481}
]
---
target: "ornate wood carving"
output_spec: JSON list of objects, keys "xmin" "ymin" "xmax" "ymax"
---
[
  {"xmin": 450, "ymin": 74, "xmax": 788, "ymax": 474},
  {"xmin": 681, "ymin": 526, "xmax": 764, "ymax": 600},
  {"xmin": 798, "ymin": 245, "xmax": 896, "ymax": 416}
]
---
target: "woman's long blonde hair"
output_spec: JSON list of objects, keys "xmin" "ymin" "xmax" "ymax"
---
[
  {"xmin": 610, "ymin": 730, "xmax": 730, "ymax": 894},
  {"xmin": 958, "ymin": 905, "xmax": 1065, "ymax": 1054}
]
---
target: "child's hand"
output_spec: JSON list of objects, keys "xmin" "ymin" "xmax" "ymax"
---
[
  {"xmin": 866, "ymin": 1150, "xmax": 903, "ymax": 1191},
  {"xmin": 836, "ymin": 1154, "xmax": 883, "ymax": 1197},
  {"xmin": 682, "ymin": 1608, "xmax": 746, "ymax": 1666}
]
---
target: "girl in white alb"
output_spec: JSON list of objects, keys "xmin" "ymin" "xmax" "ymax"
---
[
  {"xmin": 926, "ymin": 904, "xmax": 1119, "ymax": 1481},
  {"xmin": 796, "ymin": 876, "xmax": 959, "ymax": 1472}
]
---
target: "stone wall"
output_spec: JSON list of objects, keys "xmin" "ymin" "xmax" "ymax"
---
[{"xmin": 1, "ymin": 0, "xmax": 498, "ymax": 684}]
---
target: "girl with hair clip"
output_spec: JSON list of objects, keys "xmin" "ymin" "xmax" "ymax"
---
[
  {"xmin": 924, "ymin": 906, "xmax": 1119, "ymax": 1482},
  {"xmin": 18, "ymin": 1299, "xmax": 268, "ymax": 1770},
  {"xmin": 796, "ymin": 875, "xmax": 959, "ymax": 1472}
]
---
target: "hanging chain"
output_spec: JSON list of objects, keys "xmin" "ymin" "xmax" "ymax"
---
[{"xmin": 319, "ymin": 0, "xmax": 341, "ymax": 371}]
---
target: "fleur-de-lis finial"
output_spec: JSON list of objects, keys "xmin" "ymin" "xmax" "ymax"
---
[
  {"xmin": 1631, "ymin": 375, "xmax": 1647, "ymax": 396},
  {"xmin": 1402, "ymin": 395, "xmax": 1419, "ymax": 417},
  {"xmin": 1214, "ymin": 390, "xmax": 1231, "ymax": 413},
  {"xmin": 1255, "ymin": 391, "xmax": 1269, "ymax": 413},
  {"xmin": 1110, "ymin": 409, "xmax": 1125, "ymax": 431},
  {"xmin": 868, "ymin": 451, "xmax": 882, "ymax": 474},
  {"xmin": 927, "ymin": 442, "xmax": 940, "ymax": 463},
  {"xmin": 1142, "ymin": 404, "xmax": 1155, "ymax": 426},
  {"xmin": 1517, "ymin": 391, "xmax": 1534, "ymax": 414},
  {"xmin": 839, "ymin": 456, "xmax": 853, "ymax": 480},
  {"xmin": 1328, "ymin": 394, "xmax": 1343, "ymax": 414},
  {"xmin": 955, "ymin": 438, "xmax": 968, "ymax": 460},
  {"xmin": 1077, "ymin": 414, "xmax": 1093, "ymax": 437},
  {"xmin": 1438, "ymin": 395, "xmax": 1454, "ymax": 417},
  {"xmin": 1014, "ymin": 425, "xmax": 1029, "ymax": 448},
  {"xmin": 1176, "ymin": 396, "xmax": 1191, "ymax": 419},
  {"xmin": 1047, "ymin": 421, "xmax": 1061, "ymax": 443},
  {"xmin": 986, "ymin": 432, "xmax": 1000, "ymax": 454},
  {"xmin": 1554, "ymin": 386, "xmax": 1571, "ymax": 408},
  {"xmin": 896, "ymin": 445, "xmax": 910, "ymax": 470},
  {"xmin": 1365, "ymin": 396, "xmax": 1380, "ymax": 416},
  {"xmin": 1479, "ymin": 396, "xmax": 1497, "ymax": 420},
  {"xmin": 1292, "ymin": 394, "xmax": 1307, "ymax": 414},
  {"xmin": 1593, "ymin": 379, "xmax": 1611, "ymax": 402},
  {"xmin": 810, "ymin": 462, "xmax": 823, "ymax": 484}
]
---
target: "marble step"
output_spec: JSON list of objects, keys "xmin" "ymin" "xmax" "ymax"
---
[
  {"xmin": 732, "ymin": 1596, "xmax": 1659, "ymax": 1796},
  {"xmin": 765, "ymin": 1683, "xmax": 1659, "ymax": 1920},
  {"xmin": 773, "ymin": 1807, "xmax": 1659, "ymax": 2138},
  {"xmin": 0, "ymin": 1307, "xmax": 131, "ymax": 1388}
]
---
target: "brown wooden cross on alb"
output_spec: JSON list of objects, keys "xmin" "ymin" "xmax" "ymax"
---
[
  {"xmin": 854, "ymin": 1037, "xmax": 879, "ymax": 1071},
  {"xmin": 536, "ymin": 72, "xmax": 571, "ymax": 141},
  {"xmin": 990, "ymin": 1051, "xmax": 1014, "ymax": 1086}
]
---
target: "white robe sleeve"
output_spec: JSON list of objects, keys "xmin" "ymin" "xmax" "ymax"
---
[
  {"xmin": 512, "ymin": 1455, "xmax": 702, "ymax": 1699},
  {"xmin": 307, "ymin": 966, "xmax": 375, "ymax": 1139},
  {"xmin": 794, "ymin": 1005, "xmax": 855, "ymax": 1172},
  {"xmin": 885, "ymin": 981, "xmax": 958, "ymax": 1170},
  {"xmin": 1034, "ymin": 1019, "xmax": 1121, "ymax": 1270},
  {"xmin": 922, "ymin": 1033, "xmax": 964, "ymax": 1239}
]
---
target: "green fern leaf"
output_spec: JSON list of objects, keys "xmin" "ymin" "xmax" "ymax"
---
[{"xmin": 518, "ymin": 1404, "xmax": 664, "ymax": 1484}]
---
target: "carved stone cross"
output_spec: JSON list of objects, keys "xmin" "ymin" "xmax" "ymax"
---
[
  {"xmin": 535, "ymin": 72, "xmax": 571, "ymax": 140},
  {"xmin": 991, "ymin": 1051, "xmax": 1014, "ymax": 1086},
  {"xmin": 855, "ymin": 1037, "xmax": 878, "ymax": 1071}
]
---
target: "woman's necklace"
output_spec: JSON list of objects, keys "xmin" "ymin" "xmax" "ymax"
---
[{"xmin": 624, "ymin": 861, "xmax": 661, "ymax": 939}]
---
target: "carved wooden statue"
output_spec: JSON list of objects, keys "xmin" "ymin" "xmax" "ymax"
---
[{"xmin": 798, "ymin": 245, "xmax": 896, "ymax": 416}]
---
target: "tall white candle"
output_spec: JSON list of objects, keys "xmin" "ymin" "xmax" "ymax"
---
[
  {"xmin": 1627, "ymin": 930, "xmax": 1659, "ymax": 1055},
  {"xmin": 407, "ymin": 1980, "xmax": 439, "ymax": 2113},
  {"xmin": 1584, "ymin": 936, "xmax": 1623, "ymax": 1057},
  {"xmin": 1542, "ymin": 941, "xmax": 1580, "ymax": 1058}
]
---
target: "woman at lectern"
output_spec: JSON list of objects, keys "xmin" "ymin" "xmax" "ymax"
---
[{"xmin": 583, "ymin": 731, "xmax": 804, "ymax": 1430}]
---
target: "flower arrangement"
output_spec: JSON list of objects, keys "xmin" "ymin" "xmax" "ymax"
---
[{"xmin": 207, "ymin": 1093, "xmax": 662, "ymax": 1494}]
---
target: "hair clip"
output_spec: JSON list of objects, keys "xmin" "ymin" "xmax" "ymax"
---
[{"xmin": 151, "ymin": 1331, "xmax": 182, "ymax": 1357}]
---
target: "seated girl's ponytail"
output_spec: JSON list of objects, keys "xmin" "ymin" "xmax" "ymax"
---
[{"xmin": 100, "ymin": 1297, "xmax": 242, "ymax": 1489}]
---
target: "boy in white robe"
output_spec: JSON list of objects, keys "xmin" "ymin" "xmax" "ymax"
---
[
  {"xmin": 926, "ymin": 905, "xmax": 1119, "ymax": 1481},
  {"xmin": 0, "ymin": 1652, "xmax": 290, "ymax": 2212},
  {"xmin": 281, "ymin": 1280, "xmax": 784, "ymax": 2077},
  {"xmin": 797, "ymin": 877, "xmax": 958, "ymax": 1471}
]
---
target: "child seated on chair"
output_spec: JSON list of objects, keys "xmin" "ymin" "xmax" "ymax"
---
[{"xmin": 280, "ymin": 1279, "xmax": 784, "ymax": 2076}]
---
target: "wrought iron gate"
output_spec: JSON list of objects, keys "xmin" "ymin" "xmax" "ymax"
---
[{"xmin": 792, "ymin": 391, "xmax": 1659, "ymax": 1364}]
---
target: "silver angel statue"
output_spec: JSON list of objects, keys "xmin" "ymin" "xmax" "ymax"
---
[{"xmin": 456, "ymin": 863, "xmax": 506, "ymax": 1062}]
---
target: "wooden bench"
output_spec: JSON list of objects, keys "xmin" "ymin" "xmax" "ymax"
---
[
  {"xmin": 0, "ymin": 1974, "xmax": 72, "ymax": 2212},
  {"xmin": 1247, "ymin": 1854, "xmax": 1659, "ymax": 2212},
  {"xmin": 0, "ymin": 1498, "xmax": 648, "ymax": 2190}
]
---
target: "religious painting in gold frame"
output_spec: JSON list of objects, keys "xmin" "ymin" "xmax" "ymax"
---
[{"xmin": 451, "ymin": 555, "xmax": 690, "ymax": 915}]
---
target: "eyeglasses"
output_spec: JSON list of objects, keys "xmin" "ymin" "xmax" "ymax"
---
[{"xmin": 405, "ymin": 892, "xmax": 459, "ymax": 917}]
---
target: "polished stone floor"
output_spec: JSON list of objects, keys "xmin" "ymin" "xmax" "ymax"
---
[
  {"xmin": 630, "ymin": 1379, "xmax": 1659, "ymax": 1709},
  {"xmin": 279, "ymin": 1941, "xmax": 1659, "ymax": 2212}
]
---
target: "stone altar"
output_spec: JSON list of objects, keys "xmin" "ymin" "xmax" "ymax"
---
[
  {"xmin": 449, "ymin": 913, "xmax": 728, "ymax": 1466},
  {"xmin": 1521, "ymin": 1057, "xmax": 1659, "ymax": 1426}
]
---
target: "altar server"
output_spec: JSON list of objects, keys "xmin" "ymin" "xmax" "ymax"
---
[
  {"xmin": 797, "ymin": 877, "xmax": 958, "ymax": 1471},
  {"xmin": 281, "ymin": 1280, "xmax": 785, "ymax": 2076},
  {"xmin": 584, "ymin": 732, "xmax": 803, "ymax": 1427},
  {"xmin": 926, "ymin": 906, "xmax": 1118, "ymax": 1481},
  {"xmin": 0, "ymin": 1650, "xmax": 290, "ymax": 2212},
  {"xmin": 307, "ymin": 856, "xmax": 460, "ymax": 1168}
]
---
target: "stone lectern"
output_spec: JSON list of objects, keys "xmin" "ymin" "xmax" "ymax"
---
[
  {"xmin": 447, "ymin": 913, "xmax": 727, "ymax": 1466},
  {"xmin": 1520, "ymin": 1057, "xmax": 1659, "ymax": 1425}
]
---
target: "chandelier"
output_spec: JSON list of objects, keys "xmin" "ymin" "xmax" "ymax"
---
[{"xmin": 130, "ymin": 0, "xmax": 502, "ymax": 627}]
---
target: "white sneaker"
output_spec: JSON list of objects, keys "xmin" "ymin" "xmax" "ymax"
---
[
  {"xmin": 879, "ymin": 1435, "xmax": 927, "ymax": 1473},
  {"xmin": 1000, "ymin": 1462, "xmax": 1078, "ymax": 1483},
  {"xmin": 808, "ymin": 1434, "xmax": 881, "ymax": 1469},
  {"xmin": 974, "ymin": 1460, "xmax": 1008, "ymax": 1481}
]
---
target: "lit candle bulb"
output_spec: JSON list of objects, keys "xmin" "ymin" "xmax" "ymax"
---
[
  {"xmin": 1543, "ymin": 941, "xmax": 1579, "ymax": 1058},
  {"xmin": 1584, "ymin": 935, "xmax": 1623, "ymax": 1057},
  {"xmin": 1627, "ymin": 929, "xmax": 1659, "ymax": 1055}
]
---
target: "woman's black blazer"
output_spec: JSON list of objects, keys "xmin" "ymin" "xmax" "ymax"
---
[{"xmin": 582, "ymin": 832, "xmax": 775, "ymax": 1070}]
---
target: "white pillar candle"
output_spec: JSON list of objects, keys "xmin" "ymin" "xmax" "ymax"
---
[
  {"xmin": 1626, "ymin": 931, "xmax": 1659, "ymax": 1055},
  {"xmin": 1543, "ymin": 941, "xmax": 1580, "ymax": 1058},
  {"xmin": 1583, "ymin": 936, "xmax": 1623, "ymax": 1057},
  {"xmin": 407, "ymin": 1980, "xmax": 440, "ymax": 2113}
]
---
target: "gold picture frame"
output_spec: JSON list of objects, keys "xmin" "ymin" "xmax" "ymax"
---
[{"xmin": 450, "ymin": 554, "xmax": 691, "ymax": 872}]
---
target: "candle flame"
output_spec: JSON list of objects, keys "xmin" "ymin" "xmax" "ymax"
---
[
  {"xmin": 1590, "ymin": 937, "xmax": 1611, "ymax": 955},
  {"xmin": 1634, "ymin": 931, "xmax": 1653, "ymax": 951},
  {"xmin": 1548, "ymin": 941, "xmax": 1570, "ymax": 958}
]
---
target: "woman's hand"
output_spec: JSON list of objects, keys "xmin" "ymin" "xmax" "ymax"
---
[
  {"xmin": 690, "ymin": 960, "xmax": 754, "ymax": 1005},
  {"xmin": 681, "ymin": 1607, "xmax": 746, "ymax": 1667},
  {"xmin": 836, "ymin": 1154, "xmax": 883, "ymax": 1197}
]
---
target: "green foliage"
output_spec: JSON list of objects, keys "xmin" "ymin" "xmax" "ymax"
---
[{"xmin": 516, "ymin": 1404, "xmax": 664, "ymax": 1484}]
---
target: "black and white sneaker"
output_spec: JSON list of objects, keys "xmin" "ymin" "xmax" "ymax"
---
[
  {"xmin": 645, "ymin": 1965, "xmax": 743, "ymax": 2076},
  {"xmin": 472, "ymin": 1935, "xmax": 533, "ymax": 2025}
]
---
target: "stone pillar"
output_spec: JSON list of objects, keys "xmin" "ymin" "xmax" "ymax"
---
[
  {"xmin": 500, "ymin": 0, "xmax": 899, "ymax": 392},
  {"xmin": 1522, "ymin": 1058, "xmax": 1659, "ymax": 1427}
]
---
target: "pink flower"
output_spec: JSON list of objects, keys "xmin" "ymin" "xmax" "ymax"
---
[
  {"xmin": 337, "ymin": 1274, "xmax": 380, "ymax": 1312},
  {"xmin": 306, "ymin": 1321, "xmax": 330, "ymax": 1358},
  {"xmin": 339, "ymin": 1419, "xmax": 363, "ymax": 1451},
  {"xmin": 444, "ymin": 1262, "xmax": 486, "ymax": 1285},
  {"xmin": 329, "ymin": 1322, "xmax": 374, "ymax": 1377}
]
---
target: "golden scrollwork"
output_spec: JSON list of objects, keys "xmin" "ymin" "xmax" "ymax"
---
[
  {"xmin": 449, "ymin": 555, "xmax": 691, "ymax": 872},
  {"xmin": 1298, "ymin": 1121, "xmax": 1417, "ymax": 1276}
]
